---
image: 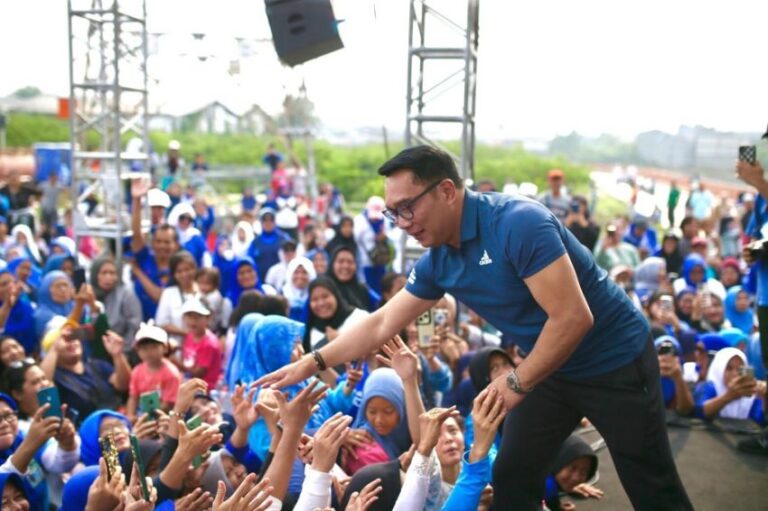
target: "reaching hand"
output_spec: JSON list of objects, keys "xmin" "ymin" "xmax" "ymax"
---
[
  {"xmin": 176, "ymin": 420, "xmax": 223, "ymax": 462},
  {"xmin": 131, "ymin": 177, "xmax": 152, "ymax": 200},
  {"xmin": 375, "ymin": 336, "xmax": 418, "ymax": 382},
  {"xmin": 253, "ymin": 355, "xmax": 316, "ymax": 390},
  {"xmin": 85, "ymin": 458, "xmax": 125, "ymax": 511},
  {"xmin": 311, "ymin": 413, "xmax": 352, "ymax": 473},
  {"xmin": 254, "ymin": 390, "xmax": 280, "ymax": 435},
  {"xmin": 175, "ymin": 379, "xmax": 208, "ymax": 414},
  {"xmin": 25, "ymin": 404, "xmax": 61, "ymax": 451},
  {"xmin": 297, "ymin": 433, "xmax": 315, "ymax": 465},
  {"xmin": 571, "ymin": 483, "xmax": 604, "ymax": 499},
  {"xmin": 343, "ymin": 362, "xmax": 364, "ymax": 396},
  {"xmin": 174, "ymin": 488, "xmax": 214, "ymax": 511},
  {"xmin": 103, "ymin": 330, "xmax": 125, "ymax": 358},
  {"xmin": 274, "ymin": 380, "xmax": 327, "ymax": 432},
  {"xmin": 212, "ymin": 473, "xmax": 273, "ymax": 511},
  {"xmin": 470, "ymin": 387, "xmax": 506, "ymax": 462},
  {"xmin": 231, "ymin": 384, "xmax": 259, "ymax": 431},
  {"xmin": 341, "ymin": 428, "xmax": 374, "ymax": 461},
  {"xmin": 345, "ymin": 478, "xmax": 383, "ymax": 511},
  {"xmin": 133, "ymin": 413, "xmax": 160, "ymax": 440},
  {"xmin": 416, "ymin": 407, "xmax": 459, "ymax": 456},
  {"xmin": 123, "ymin": 463, "xmax": 157, "ymax": 510}
]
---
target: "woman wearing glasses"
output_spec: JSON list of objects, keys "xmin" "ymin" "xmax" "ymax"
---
[
  {"xmin": 0, "ymin": 393, "xmax": 67, "ymax": 510},
  {"xmin": 2, "ymin": 360, "xmax": 79, "ymax": 508}
]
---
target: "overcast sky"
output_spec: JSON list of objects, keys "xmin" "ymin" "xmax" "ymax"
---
[{"xmin": 2, "ymin": 0, "xmax": 767, "ymax": 141}]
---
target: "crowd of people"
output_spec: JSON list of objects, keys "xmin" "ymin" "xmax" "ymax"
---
[{"xmin": 0, "ymin": 139, "xmax": 764, "ymax": 511}]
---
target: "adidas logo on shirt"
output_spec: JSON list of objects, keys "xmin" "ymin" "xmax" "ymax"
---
[
  {"xmin": 479, "ymin": 250, "xmax": 493, "ymax": 266},
  {"xmin": 408, "ymin": 268, "xmax": 417, "ymax": 284}
]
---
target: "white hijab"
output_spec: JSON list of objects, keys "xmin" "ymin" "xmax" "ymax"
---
[
  {"xmin": 706, "ymin": 347, "xmax": 755, "ymax": 420},
  {"xmin": 11, "ymin": 224, "xmax": 41, "ymax": 264},
  {"xmin": 231, "ymin": 221, "xmax": 255, "ymax": 258},
  {"xmin": 282, "ymin": 256, "xmax": 316, "ymax": 303}
]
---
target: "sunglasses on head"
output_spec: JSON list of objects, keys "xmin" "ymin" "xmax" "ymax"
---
[{"xmin": 7, "ymin": 357, "xmax": 35, "ymax": 369}]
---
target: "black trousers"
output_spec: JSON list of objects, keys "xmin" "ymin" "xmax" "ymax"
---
[{"xmin": 492, "ymin": 340, "xmax": 693, "ymax": 511}]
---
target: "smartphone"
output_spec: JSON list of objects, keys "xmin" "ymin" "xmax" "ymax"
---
[
  {"xmin": 130, "ymin": 434, "xmax": 151, "ymax": 501},
  {"xmin": 666, "ymin": 272, "xmax": 679, "ymax": 284},
  {"xmin": 66, "ymin": 407, "xmax": 80, "ymax": 428},
  {"xmin": 99, "ymin": 433, "xmax": 120, "ymax": 480},
  {"xmin": 186, "ymin": 415, "xmax": 204, "ymax": 469},
  {"xmin": 416, "ymin": 310, "xmax": 434, "ymax": 348},
  {"xmin": 570, "ymin": 200, "xmax": 581, "ymax": 213},
  {"xmin": 37, "ymin": 387, "xmax": 62, "ymax": 419},
  {"xmin": 656, "ymin": 340, "xmax": 676, "ymax": 356},
  {"xmin": 739, "ymin": 145, "xmax": 757, "ymax": 165},
  {"xmin": 739, "ymin": 366, "xmax": 755, "ymax": 380},
  {"xmin": 139, "ymin": 390, "xmax": 161, "ymax": 420},
  {"xmin": 72, "ymin": 268, "xmax": 86, "ymax": 292},
  {"xmin": 659, "ymin": 295, "xmax": 674, "ymax": 313}
]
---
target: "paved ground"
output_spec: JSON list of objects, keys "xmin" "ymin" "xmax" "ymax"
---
[{"xmin": 568, "ymin": 420, "xmax": 768, "ymax": 511}]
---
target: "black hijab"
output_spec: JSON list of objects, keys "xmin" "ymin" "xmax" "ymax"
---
[
  {"xmin": 302, "ymin": 276, "xmax": 355, "ymax": 352},
  {"xmin": 341, "ymin": 459, "xmax": 402, "ymax": 511},
  {"xmin": 469, "ymin": 347, "xmax": 514, "ymax": 393},
  {"xmin": 327, "ymin": 246, "xmax": 370, "ymax": 311},
  {"xmin": 325, "ymin": 215, "xmax": 357, "ymax": 256}
]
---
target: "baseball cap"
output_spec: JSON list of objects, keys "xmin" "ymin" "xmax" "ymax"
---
[
  {"xmin": 134, "ymin": 322, "xmax": 169, "ymax": 347},
  {"xmin": 181, "ymin": 298, "xmax": 210, "ymax": 317},
  {"xmin": 147, "ymin": 189, "xmax": 171, "ymax": 209},
  {"xmin": 168, "ymin": 140, "xmax": 181, "ymax": 151},
  {"xmin": 548, "ymin": 169, "xmax": 564, "ymax": 179}
]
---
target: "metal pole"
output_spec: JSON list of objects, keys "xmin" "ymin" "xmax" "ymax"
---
[{"xmin": 305, "ymin": 131, "xmax": 318, "ymax": 216}]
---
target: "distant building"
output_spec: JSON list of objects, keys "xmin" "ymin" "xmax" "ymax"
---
[
  {"xmin": 636, "ymin": 125, "xmax": 759, "ymax": 170},
  {"xmin": 148, "ymin": 101, "xmax": 274, "ymax": 135}
]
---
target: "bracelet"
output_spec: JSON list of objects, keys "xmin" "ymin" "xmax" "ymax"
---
[{"xmin": 311, "ymin": 350, "xmax": 328, "ymax": 371}]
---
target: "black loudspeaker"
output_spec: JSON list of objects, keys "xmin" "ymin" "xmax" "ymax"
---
[{"xmin": 265, "ymin": 0, "xmax": 344, "ymax": 67}]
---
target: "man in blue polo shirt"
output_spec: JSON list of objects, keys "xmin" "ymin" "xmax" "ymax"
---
[
  {"xmin": 130, "ymin": 179, "xmax": 180, "ymax": 320},
  {"xmin": 257, "ymin": 146, "xmax": 692, "ymax": 510}
]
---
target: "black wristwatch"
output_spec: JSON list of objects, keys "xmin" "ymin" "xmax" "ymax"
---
[{"xmin": 506, "ymin": 368, "xmax": 534, "ymax": 394}]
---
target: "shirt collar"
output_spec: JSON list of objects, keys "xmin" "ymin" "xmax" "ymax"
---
[{"xmin": 460, "ymin": 190, "xmax": 479, "ymax": 243}]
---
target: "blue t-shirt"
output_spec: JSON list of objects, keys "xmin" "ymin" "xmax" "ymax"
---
[
  {"xmin": 746, "ymin": 193, "xmax": 768, "ymax": 306},
  {"xmin": 405, "ymin": 191, "xmax": 649, "ymax": 378},
  {"xmin": 133, "ymin": 246, "xmax": 170, "ymax": 320}
]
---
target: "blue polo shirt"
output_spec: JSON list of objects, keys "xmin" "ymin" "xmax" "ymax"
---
[
  {"xmin": 405, "ymin": 191, "xmax": 649, "ymax": 378},
  {"xmin": 133, "ymin": 246, "xmax": 170, "ymax": 320}
]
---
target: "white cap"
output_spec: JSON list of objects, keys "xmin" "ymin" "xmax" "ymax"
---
[
  {"xmin": 181, "ymin": 298, "xmax": 210, "ymax": 316},
  {"xmin": 134, "ymin": 321, "xmax": 169, "ymax": 346},
  {"xmin": 148, "ymin": 188, "xmax": 171, "ymax": 208},
  {"xmin": 168, "ymin": 139, "xmax": 181, "ymax": 151}
]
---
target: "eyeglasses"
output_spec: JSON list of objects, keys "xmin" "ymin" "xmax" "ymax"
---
[
  {"xmin": 382, "ymin": 179, "xmax": 443, "ymax": 223},
  {"xmin": 0, "ymin": 411, "xmax": 18, "ymax": 424},
  {"xmin": 7, "ymin": 357, "xmax": 35, "ymax": 369}
]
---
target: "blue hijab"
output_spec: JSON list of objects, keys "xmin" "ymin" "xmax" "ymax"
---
[
  {"xmin": 225, "ymin": 313, "xmax": 265, "ymax": 389},
  {"xmin": 212, "ymin": 237, "xmax": 234, "ymax": 294},
  {"xmin": 681, "ymin": 254, "xmax": 707, "ymax": 288},
  {"xmin": 7, "ymin": 255, "xmax": 42, "ymax": 291},
  {"xmin": 0, "ymin": 472, "xmax": 40, "ymax": 511},
  {"xmin": 79, "ymin": 410, "xmax": 131, "ymax": 466},
  {"xmin": 60, "ymin": 465, "xmax": 99, "ymax": 511},
  {"xmin": 723, "ymin": 286, "xmax": 754, "ymax": 336},
  {"xmin": 42, "ymin": 254, "xmax": 74, "ymax": 275},
  {"xmin": 33, "ymin": 271, "xmax": 75, "ymax": 340},
  {"xmin": 353, "ymin": 368, "xmax": 411, "ymax": 460},
  {"xmin": 0, "ymin": 270, "xmax": 36, "ymax": 354},
  {"xmin": 226, "ymin": 256, "xmax": 262, "ymax": 308}
]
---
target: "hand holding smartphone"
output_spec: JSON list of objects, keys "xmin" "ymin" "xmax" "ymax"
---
[
  {"xmin": 139, "ymin": 390, "xmax": 161, "ymax": 420},
  {"xmin": 416, "ymin": 310, "xmax": 435, "ymax": 348},
  {"xmin": 129, "ymin": 434, "xmax": 151, "ymax": 501},
  {"xmin": 72, "ymin": 268, "xmax": 86, "ymax": 292},
  {"xmin": 739, "ymin": 145, "xmax": 757, "ymax": 165}
]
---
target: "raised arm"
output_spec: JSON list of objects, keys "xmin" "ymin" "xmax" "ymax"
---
[
  {"xmin": 256, "ymin": 290, "xmax": 436, "ymax": 389},
  {"xmin": 491, "ymin": 253, "xmax": 594, "ymax": 409}
]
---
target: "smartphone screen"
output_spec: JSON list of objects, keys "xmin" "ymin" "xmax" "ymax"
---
[
  {"xmin": 37, "ymin": 387, "xmax": 62, "ymax": 418},
  {"xmin": 186, "ymin": 415, "xmax": 204, "ymax": 468},
  {"xmin": 130, "ymin": 434, "xmax": 151, "ymax": 500}
]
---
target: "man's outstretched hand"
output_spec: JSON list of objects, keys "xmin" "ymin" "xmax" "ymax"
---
[{"xmin": 253, "ymin": 354, "xmax": 316, "ymax": 390}]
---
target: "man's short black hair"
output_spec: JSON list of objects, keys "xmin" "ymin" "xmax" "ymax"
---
[{"xmin": 378, "ymin": 145, "xmax": 463, "ymax": 188}]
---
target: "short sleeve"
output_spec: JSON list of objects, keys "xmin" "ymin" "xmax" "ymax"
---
[
  {"xmin": 499, "ymin": 202, "xmax": 566, "ymax": 279},
  {"xmin": 404, "ymin": 254, "xmax": 444, "ymax": 301}
]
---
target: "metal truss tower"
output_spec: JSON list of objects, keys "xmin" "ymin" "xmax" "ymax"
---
[
  {"xmin": 67, "ymin": 0, "xmax": 150, "ymax": 266},
  {"xmin": 405, "ymin": 0, "xmax": 479, "ymax": 182}
]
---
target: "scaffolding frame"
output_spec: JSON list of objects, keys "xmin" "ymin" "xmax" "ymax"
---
[
  {"xmin": 405, "ymin": 0, "xmax": 479, "ymax": 182},
  {"xmin": 68, "ymin": 0, "xmax": 150, "ymax": 267}
]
